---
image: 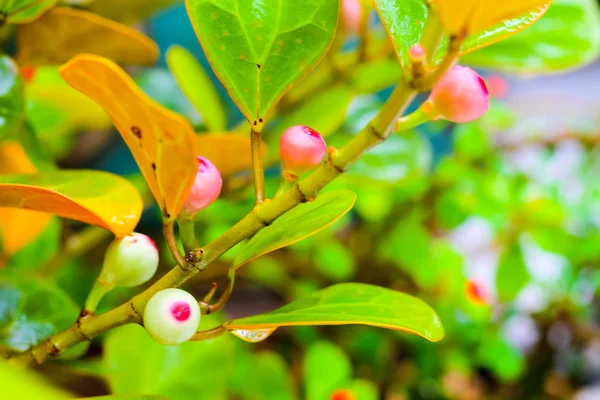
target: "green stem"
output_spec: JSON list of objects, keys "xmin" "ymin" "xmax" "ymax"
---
[
  {"xmin": 81, "ymin": 280, "xmax": 113, "ymax": 318},
  {"xmin": 419, "ymin": 6, "xmax": 445, "ymax": 64},
  {"xmin": 190, "ymin": 325, "xmax": 228, "ymax": 341},
  {"xmin": 9, "ymin": 74, "xmax": 445, "ymax": 367},
  {"xmin": 162, "ymin": 220, "xmax": 188, "ymax": 270},
  {"xmin": 178, "ymin": 218, "xmax": 199, "ymax": 254},
  {"xmin": 251, "ymin": 127, "xmax": 266, "ymax": 204},
  {"xmin": 275, "ymin": 174, "xmax": 297, "ymax": 197},
  {"xmin": 394, "ymin": 108, "xmax": 432, "ymax": 132}
]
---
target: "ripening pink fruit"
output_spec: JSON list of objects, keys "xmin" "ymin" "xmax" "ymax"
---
[
  {"xmin": 342, "ymin": 0, "xmax": 362, "ymax": 33},
  {"xmin": 99, "ymin": 232, "xmax": 159, "ymax": 288},
  {"xmin": 280, "ymin": 125, "xmax": 327, "ymax": 177},
  {"xmin": 425, "ymin": 65, "xmax": 490, "ymax": 123},
  {"xmin": 331, "ymin": 389, "xmax": 355, "ymax": 400},
  {"xmin": 143, "ymin": 288, "xmax": 201, "ymax": 345},
  {"xmin": 181, "ymin": 156, "xmax": 222, "ymax": 216}
]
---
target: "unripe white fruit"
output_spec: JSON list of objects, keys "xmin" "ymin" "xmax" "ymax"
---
[
  {"xmin": 100, "ymin": 233, "xmax": 159, "ymax": 288},
  {"xmin": 143, "ymin": 288, "xmax": 201, "ymax": 346}
]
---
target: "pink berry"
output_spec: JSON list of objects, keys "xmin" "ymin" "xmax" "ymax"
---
[
  {"xmin": 280, "ymin": 125, "xmax": 327, "ymax": 176},
  {"xmin": 425, "ymin": 65, "xmax": 490, "ymax": 123},
  {"xmin": 342, "ymin": 0, "xmax": 362, "ymax": 33},
  {"xmin": 409, "ymin": 44, "xmax": 426, "ymax": 61},
  {"xmin": 182, "ymin": 156, "xmax": 222, "ymax": 215}
]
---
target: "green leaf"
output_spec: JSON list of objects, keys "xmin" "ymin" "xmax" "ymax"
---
[
  {"xmin": 303, "ymin": 341, "xmax": 352, "ymax": 400},
  {"xmin": 2, "ymin": 0, "xmax": 56, "ymax": 23},
  {"xmin": 313, "ymin": 239, "xmax": 356, "ymax": 282},
  {"xmin": 477, "ymin": 333, "xmax": 525, "ymax": 382},
  {"xmin": 225, "ymin": 283, "xmax": 445, "ymax": 342},
  {"xmin": 238, "ymin": 351, "xmax": 295, "ymax": 400},
  {"xmin": 6, "ymin": 217, "xmax": 60, "ymax": 271},
  {"xmin": 0, "ymin": 276, "xmax": 79, "ymax": 351},
  {"xmin": 462, "ymin": 0, "xmax": 600, "ymax": 74},
  {"xmin": 233, "ymin": 190, "xmax": 356, "ymax": 269},
  {"xmin": 81, "ymin": 396, "xmax": 169, "ymax": 400},
  {"xmin": 186, "ymin": 0, "xmax": 339, "ymax": 128},
  {"xmin": 373, "ymin": 0, "xmax": 547, "ymax": 69},
  {"xmin": 104, "ymin": 321, "xmax": 237, "ymax": 400},
  {"xmin": 0, "ymin": 360, "xmax": 71, "ymax": 399},
  {"xmin": 271, "ymin": 85, "xmax": 354, "ymax": 139},
  {"xmin": 0, "ymin": 170, "xmax": 143, "ymax": 237},
  {"xmin": 166, "ymin": 45, "xmax": 226, "ymax": 132},
  {"xmin": 496, "ymin": 243, "xmax": 531, "ymax": 302},
  {"xmin": 0, "ymin": 55, "xmax": 26, "ymax": 141},
  {"xmin": 350, "ymin": 59, "xmax": 402, "ymax": 94},
  {"xmin": 338, "ymin": 379, "xmax": 379, "ymax": 400}
]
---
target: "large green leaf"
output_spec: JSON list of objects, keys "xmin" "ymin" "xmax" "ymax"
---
[
  {"xmin": 0, "ymin": 360, "xmax": 71, "ymax": 399},
  {"xmin": 303, "ymin": 341, "xmax": 352, "ymax": 400},
  {"xmin": 237, "ymin": 351, "xmax": 295, "ymax": 400},
  {"xmin": 462, "ymin": 0, "xmax": 600, "ymax": 74},
  {"xmin": 0, "ymin": 276, "xmax": 79, "ymax": 351},
  {"xmin": 166, "ymin": 45, "xmax": 226, "ymax": 132},
  {"xmin": 0, "ymin": 171, "xmax": 143, "ymax": 237},
  {"xmin": 233, "ymin": 190, "xmax": 356, "ymax": 269},
  {"xmin": 104, "ymin": 321, "xmax": 237, "ymax": 400},
  {"xmin": 225, "ymin": 283, "xmax": 444, "ymax": 342},
  {"xmin": 373, "ymin": 0, "xmax": 547, "ymax": 68},
  {"xmin": 185, "ymin": 0, "xmax": 339, "ymax": 129},
  {"xmin": 0, "ymin": 55, "xmax": 25, "ymax": 141}
]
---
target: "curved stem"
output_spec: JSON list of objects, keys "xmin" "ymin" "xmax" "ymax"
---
[
  {"xmin": 178, "ymin": 218, "xmax": 199, "ymax": 254},
  {"xmin": 394, "ymin": 108, "xmax": 433, "ymax": 132},
  {"xmin": 80, "ymin": 280, "xmax": 113, "ymax": 318},
  {"xmin": 162, "ymin": 220, "xmax": 188, "ymax": 269},
  {"xmin": 200, "ymin": 270, "xmax": 235, "ymax": 315},
  {"xmin": 190, "ymin": 325, "xmax": 228, "ymax": 341},
  {"xmin": 250, "ymin": 127, "xmax": 266, "ymax": 204},
  {"xmin": 419, "ymin": 7, "xmax": 445, "ymax": 64}
]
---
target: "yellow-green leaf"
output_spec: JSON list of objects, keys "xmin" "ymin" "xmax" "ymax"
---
[
  {"xmin": 225, "ymin": 283, "xmax": 444, "ymax": 342},
  {"xmin": 0, "ymin": 170, "xmax": 142, "ymax": 237},
  {"xmin": 87, "ymin": 0, "xmax": 177, "ymax": 24},
  {"xmin": 233, "ymin": 190, "xmax": 356, "ymax": 269},
  {"xmin": 1, "ymin": 0, "xmax": 56, "ymax": 24},
  {"xmin": 16, "ymin": 7, "xmax": 159, "ymax": 66},
  {"xmin": 60, "ymin": 55, "xmax": 197, "ymax": 221},
  {"xmin": 166, "ymin": 45, "xmax": 226, "ymax": 132},
  {"xmin": 193, "ymin": 134, "xmax": 266, "ymax": 178}
]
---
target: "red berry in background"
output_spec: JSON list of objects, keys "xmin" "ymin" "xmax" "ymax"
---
[
  {"xmin": 143, "ymin": 288, "xmax": 201, "ymax": 345},
  {"xmin": 181, "ymin": 156, "xmax": 222, "ymax": 216},
  {"xmin": 280, "ymin": 125, "xmax": 327, "ymax": 177},
  {"xmin": 331, "ymin": 389, "xmax": 355, "ymax": 400},
  {"xmin": 465, "ymin": 280, "xmax": 489, "ymax": 306},
  {"xmin": 487, "ymin": 74, "xmax": 510, "ymax": 99},
  {"xmin": 342, "ymin": 0, "xmax": 362, "ymax": 33},
  {"xmin": 425, "ymin": 65, "xmax": 490, "ymax": 123},
  {"xmin": 99, "ymin": 232, "xmax": 159, "ymax": 288}
]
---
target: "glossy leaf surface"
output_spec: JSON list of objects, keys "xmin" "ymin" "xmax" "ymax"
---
[
  {"xmin": 430, "ymin": 0, "xmax": 550, "ymax": 35},
  {"xmin": 60, "ymin": 55, "xmax": 197, "ymax": 220},
  {"xmin": 193, "ymin": 134, "xmax": 266, "ymax": 178},
  {"xmin": 17, "ymin": 7, "xmax": 159, "ymax": 66},
  {"xmin": 104, "ymin": 321, "xmax": 236, "ymax": 400},
  {"xmin": 0, "ymin": 276, "xmax": 79, "ymax": 351},
  {"xmin": 462, "ymin": 0, "xmax": 600, "ymax": 74},
  {"xmin": 225, "ymin": 283, "xmax": 444, "ymax": 342},
  {"xmin": 166, "ymin": 45, "xmax": 226, "ymax": 132},
  {"xmin": 233, "ymin": 190, "xmax": 356, "ymax": 269},
  {"xmin": 0, "ymin": 170, "xmax": 142, "ymax": 237},
  {"xmin": 0, "ymin": 55, "xmax": 25, "ymax": 141},
  {"xmin": 186, "ymin": 0, "xmax": 339, "ymax": 128}
]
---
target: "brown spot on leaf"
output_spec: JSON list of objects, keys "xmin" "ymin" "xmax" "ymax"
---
[
  {"xmin": 131, "ymin": 126, "xmax": 142, "ymax": 139},
  {"xmin": 257, "ymin": 64, "xmax": 261, "ymax": 69},
  {"xmin": 151, "ymin": 163, "xmax": 157, "ymax": 171},
  {"xmin": 240, "ymin": 55, "xmax": 246, "ymax": 60}
]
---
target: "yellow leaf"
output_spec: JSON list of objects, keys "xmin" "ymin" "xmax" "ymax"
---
[
  {"xmin": 60, "ymin": 54, "xmax": 197, "ymax": 221},
  {"xmin": 430, "ymin": 0, "xmax": 551, "ymax": 35},
  {"xmin": 193, "ymin": 134, "xmax": 267, "ymax": 178},
  {"xmin": 16, "ymin": 7, "xmax": 159, "ymax": 66},
  {"xmin": 0, "ymin": 141, "xmax": 52, "ymax": 256}
]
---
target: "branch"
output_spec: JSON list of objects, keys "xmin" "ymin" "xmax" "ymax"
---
[{"xmin": 250, "ymin": 127, "xmax": 266, "ymax": 204}]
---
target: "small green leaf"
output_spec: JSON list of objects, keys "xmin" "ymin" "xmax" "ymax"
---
[
  {"xmin": 462, "ymin": 0, "xmax": 600, "ymax": 74},
  {"xmin": 0, "ymin": 276, "xmax": 79, "ymax": 351},
  {"xmin": 166, "ymin": 45, "xmax": 226, "ymax": 132},
  {"xmin": 186, "ymin": 0, "xmax": 339, "ymax": 128},
  {"xmin": 303, "ymin": 341, "xmax": 352, "ymax": 400},
  {"xmin": 225, "ymin": 283, "xmax": 444, "ymax": 342},
  {"xmin": 496, "ymin": 243, "xmax": 531, "ymax": 302},
  {"xmin": 0, "ymin": 55, "xmax": 26, "ymax": 141},
  {"xmin": 0, "ymin": 170, "xmax": 143, "ymax": 237},
  {"xmin": 104, "ymin": 321, "xmax": 236, "ymax": 400},
  {"xmin": 338, "ymin": 379, "xmax": 379, "ymax": 400},
  {"xmin": 81, "ymin": 396, "xmax": 169, "ymax": 400},
  {"xmin": 233, "ymin": 190, "xmax": 356, "ymax": 269},
  {"xmin": 2, "ymin": 0, "xmax": 56, "ymax": 24},
  {"xmin": 271, "ymin": 85, "xmax": 355, "ymax": 139},
  {"xmin": 0, "ymin": 360, "xmax": 70, "ymax": 399},
  {"xmin": 237, "ymin": 351, "xmax": 295, "ymax": 400}
]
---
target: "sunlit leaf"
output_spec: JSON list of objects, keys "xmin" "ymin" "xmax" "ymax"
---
[
  {"xmin": 225, "ymin": 283, "xmax": 445, "ymax": 342},
  {"xmin": 462, "ymin": 0, "xmax": 600, "ymax": 74},
  {"xmin": 186, "ymin": 0, "xmax": 339, "ymax": 129},
  {"xmin": 17, "ymin": 7, "xmax": 159, "ymax": 66},
  {"xmin": 60, "ymin": 55, "xmax": 197, "ymax": 221},
  {"xmin": 0, "ymin": 170, "xmax": 142, "ymax": 237},
  {"xmin": 0, "ymin": 276, "xmax": 79, "ymax": 351},
  {"xmin": 0, "ymin": 55, "xmax": 25, "ymax": 141},
  {"xmin": 0, "ymin": 359, "xmax": 70, "ymax": 399},
  {"xmin": 233, "ymin": 190, "xmax": 356, "ymax": 269},
  {"xmin": 193, "ymin": 134, "xmax": 266, "ymax": 178},
  {"xmin": 166, "ymin": 45, "xmax": 226, "ymax": 132},
  {"xmin": 430, "ymin": 0, "xmax": 550, "ymax": 35},
  {"xmin": 2, "ymin": 0, "xmax": 56, "ymax": 24},
  {"xmin": 87, "ymin": 0, "xmax": 177, "ymax": 24},
  {"xmin": 0, "ymin": 141, "xmax": 52, "ymax": 256},
  {"xmin": 374, "ymin": 0, "xmax": 549, "ymax": 68}
]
